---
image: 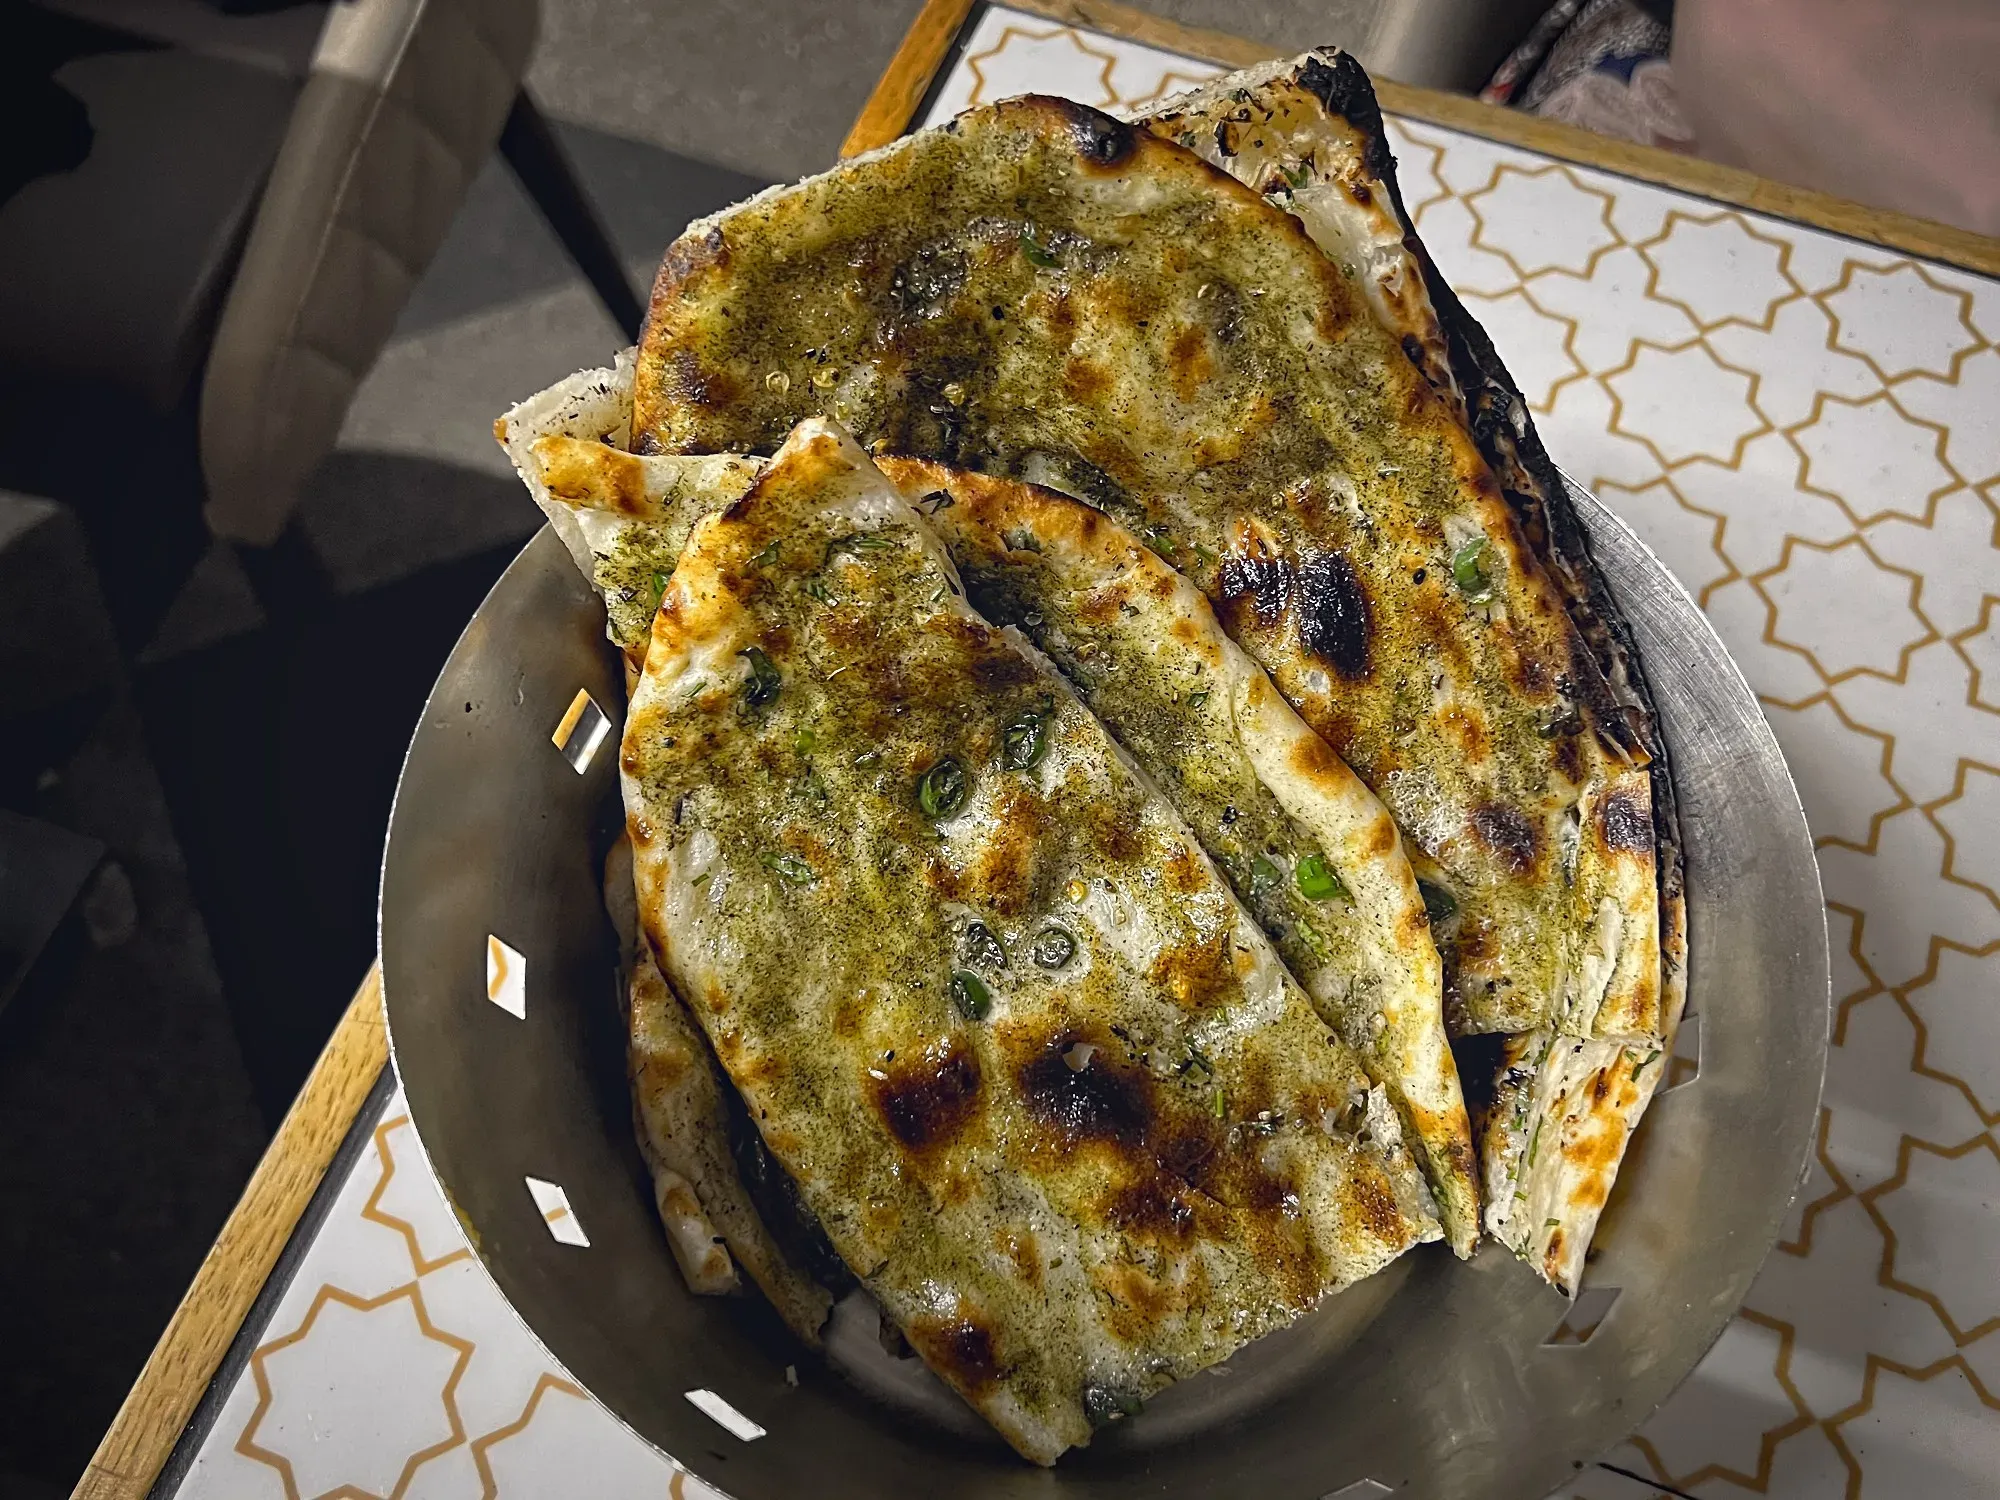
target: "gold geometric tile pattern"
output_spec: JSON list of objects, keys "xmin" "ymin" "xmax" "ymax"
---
[
  {"xmin": 175, "ymin": 1090, "xmax": 729, "ymax": 1499},
  {"xmin": 160, "ymin": 12, "xmax": 1999, "ymax": 1498},
  {"xmin": 1380, "ymin": 88, "xmax": 2000, "ymax": 1493}
]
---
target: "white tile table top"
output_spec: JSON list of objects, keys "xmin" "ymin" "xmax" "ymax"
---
[{"xmin": 164, "ymin": 9, "xmax": 2000, "ymax": 1497}]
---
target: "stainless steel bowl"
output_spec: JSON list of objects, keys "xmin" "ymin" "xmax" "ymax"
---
[{"xmin": 380, "ymin": 483, "xmax": 1829, "ymax": 1499}]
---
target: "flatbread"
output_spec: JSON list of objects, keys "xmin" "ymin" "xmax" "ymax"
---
[
  {"xmin": 1139, "ymin": 53, "xmax": 1691, "ymax": 1289},
  {"xmin": 1473, "ymin": 1023, "xmax": 1678, "ymax": 1293},
  {"xmin": 610, "ymin": 828, "xmax": 835, "ymax": 1337},
  {"xmin": 494, "ymin": 399, "xmax": 1478, "ymax": 1255},
  {"xmin": 497, "ymin": 377, "xmax": 1477, "ymax": 1255},
  {"xmin": 502, "ymin": 374, "xmax": 827, "ymax": 1323},
  {"xmin": 495, "ymin": 358, "xmax": 759, "ymax": 660},
  {"xmin": 621, "ymin": 417, "xmax": 1438, "ymax": 1463},
  {"xmin": 880, "ymin": 458, "xmax": 1478, "ymax": 1257},
  {"xmin": 632, "ymin": 90, "xmax": 1662, "ymax": 1044},
  {"xmin": 630, "ymin": 943, "xmax": 841, "ymax": 1333}
]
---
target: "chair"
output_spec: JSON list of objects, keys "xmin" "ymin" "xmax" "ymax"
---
[{"xmin": 0, "ymin": 0, "xmax": 641, "ymax": 638}]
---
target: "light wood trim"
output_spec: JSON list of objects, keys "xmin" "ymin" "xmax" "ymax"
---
[
  {"xmin": 865, "ymin": 0, "xmax": 2000, "ymax": 277},
  {"xmin": 842, "ymin": 0, "xmax": 980, "ymax": 158},
  {"xmin": 73, "ymin": 967, "xmax": 389, "ymax": 1500}
]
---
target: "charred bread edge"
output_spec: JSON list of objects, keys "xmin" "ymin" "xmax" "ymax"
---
[{"xmin": 1294, "ymin": 51, "xmax": 1690, "ymax": 1043}]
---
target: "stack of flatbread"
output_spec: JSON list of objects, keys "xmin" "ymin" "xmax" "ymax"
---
[{"xmin": 494, "ymin": 50, "xmax": 1686, "ymax": 1467}]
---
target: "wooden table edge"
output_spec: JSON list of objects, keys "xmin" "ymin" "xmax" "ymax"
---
[
  {"xmin": 848, "ymin": 0, "xmax": 2000, "ymax": 279},
  {"xmin": 73, "ymin": 966, "xmax": 389, "ymax": 1500}
]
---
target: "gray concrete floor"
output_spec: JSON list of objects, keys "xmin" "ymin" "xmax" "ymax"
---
[
  {"xmin": 180, "ymin": 0, "xmax": 1540, "ymax": 626},
  {"xmin": 523, "ymin": 0, "xmax": 1540, "ymax": 185}
]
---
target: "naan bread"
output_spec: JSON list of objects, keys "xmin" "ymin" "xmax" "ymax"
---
[
  {"xmin": 1140, "ymin": 54, "xmax": 1690, "ymax": 1290},
  {"xmin": 880, "ymin": 458, "xmax": 1478, "ymax": 1256},
  {"xmin": 504, "ymin": 375, "xmax": 826, "ymax": 1322},
  {"xmin": 496, "ymin": 382, "xmax": 1477, "ymax": 1255},
  {"xmin": 1138, "ymin": 56, "xmax": 1468, "ymax": 431},
  {"xmin": 633, "ymin": 91, "xmax": 1662, "ymax": 1044},
  {"xmin": 1475, "ymin": 1023, "xmax": 1677, "ymax": 1294},
  {"xmin": 496, "ymin": 358, "xmax": 759, "ymax": 660},
  {"xmin": 621, "ymin": 417, "xmax": 1438, "ymax": 1463},
  {"xmin": 630, "ymin": 944, "xmax": 841, "ymax": 1334},
  {"xmin": 610, "ymin": 829, "xmax": 835, "ymax": 1336}
]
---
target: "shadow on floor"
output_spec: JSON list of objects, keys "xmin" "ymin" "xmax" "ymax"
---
[
  {"xmin": 0, "ymin": 115, "xmax": 768, "ymax": 1490},
  {"xmin": 137, "ymin": 474, "xmax": 532, "ymax": 1124}
]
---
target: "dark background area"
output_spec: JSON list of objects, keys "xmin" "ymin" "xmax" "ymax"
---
[{"xmin": 0, "ymin": 25, "xmax": 769, "ymax": 1482}]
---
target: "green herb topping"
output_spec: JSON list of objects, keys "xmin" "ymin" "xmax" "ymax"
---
[
  {"xmin": 949, "ymin": 969, "xmax": 992, "ymax": 1020},
  {"xmin": 1295, "ymin": 854, "xmax": 1348, "ymax": 902},
  {"xmin": 739, "ymin": 645, "xmax": 781, "ymax": 706},
  {"xmin": 825, "ymin": 531, "xmax": 895, "ymax": 563},
  {"xmin": 1030, "ymin": 926, "xmax": 1076, "ymax": 970},
  {"xmin": 1002, "ymin": 706, "xmax": 1050, "ymax": 770},
  {"xmin": 963, "ymin": 921, "xmax": 1007, "ymax": 970},
  {"xmin": 917, "ymin": 756, "xmax": 969, "ymax": 819},
  {"xmin": 760, "ymin": 851, "xmax": 814, "ymax": 885},
  {"xmin": 1452, "ymin": 537, "xmax": 1494, "ymax": 602}
]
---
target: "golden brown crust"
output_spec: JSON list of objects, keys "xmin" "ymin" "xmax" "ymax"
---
[
  {"xmin": 1142, "ymin": 56, "xmax": 1677, "ymax": 1048},
  {"xmin": 621, "ymin": 418, "xmax": 1436, "ymax": 1463},
  {"xmin": 879, "ymin": 457, "xmax": 1480, "ymax": 1256},
  {"xmin": 1135, "ymin": 51, "xmax": 1687, "ymax": 1283},
  {"xmin": 632, "ymin": 90, "xmax": 1661, "ymax": 1044}
]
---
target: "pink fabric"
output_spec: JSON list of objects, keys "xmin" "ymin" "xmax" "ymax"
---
[{"xmin": 1672, "ymin": 0, "xmax": 2000, "ymax": 237}]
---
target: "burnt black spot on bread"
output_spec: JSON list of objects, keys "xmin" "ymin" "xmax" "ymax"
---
[
  {"xmin": 1057, "ymin": 101, "xmax": 1137, "ymax": 168},
  {"xmin": 657, "ymin": 223, "xmax": 727, "ymax": 291},
  {"xmin": 661, "ymin": 348, "xmax": 734, "ymax": 413},
  {"xmin": 1017, "ymin": 1032, "xmax": 1150, "ymax": 1145},
  {"xmin": 872, "ymin": 1037, "xmax": 982, "ymax": 1156},
  {"xmin": 1295, "ymin": 52, "xmax": 1392, "ymax": 180},
  {"xmin": 1471, "ymin": 803, "xmax": 1539, "ymax": 873},
  {"xmin": 1156, "ymin": 1123, "xmax": 1220, "ymax": 1185},
  {"xmin": 1217, "ymin": 539, "xmax": 1292, "ymax": 632},
  {"xmin": 1296, "ymin": 550, "xmax": 1372, "ymax": 679},
  {"xmin": 1599, "ymin": 788, "xmax": 1652, "ymax": 853},
  {"xmin": 909, "ymin": 1310, "xmax": 1005, "ymax": 1394},
  {"xmin": 1552, "ymin": 728, "xmax": 1586, "ymax": 785},
  {"xmin": 1108, "ymin": 1177, "xmax": 1199, "ymax": 1241}
]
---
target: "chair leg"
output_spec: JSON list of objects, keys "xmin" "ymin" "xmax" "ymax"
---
[
  {"xmin": 499, "ymin": 90, "xmax": 645, "ymax": 342},
  {"xmin": 231, "ymin": 518, "xmax": 334, "ymax": 634}
]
